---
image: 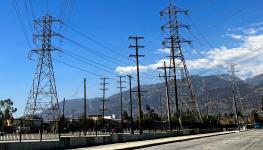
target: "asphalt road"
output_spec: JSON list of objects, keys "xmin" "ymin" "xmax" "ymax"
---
[{"xmin": 137, "ymin": 130, "xmax": 263, "ymax": 150}]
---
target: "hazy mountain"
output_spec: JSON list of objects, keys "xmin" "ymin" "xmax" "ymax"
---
[
  {"xmin": 245, "ymin": 74, "xmax": 263, "ymax": 86},
  {"xmin": 57, "ymin": 74, "xmax": 263, "ymax": 119}
]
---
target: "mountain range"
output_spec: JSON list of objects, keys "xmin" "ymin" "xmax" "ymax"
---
[{"xmin": 59, "ymin": 74, "xmax": 263, "ymax": 119}]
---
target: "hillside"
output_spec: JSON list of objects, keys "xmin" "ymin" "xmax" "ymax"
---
[{"xmin": 58, "ymin": 74, "xmax": 263, "ymax": 119}]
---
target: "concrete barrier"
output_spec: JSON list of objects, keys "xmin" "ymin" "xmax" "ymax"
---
[
  {"xmin": 0, "ymin": 140, "xmax": 63, "ymax": 150},
  {"xmin": 60, "ymin": 128, "xmax": 224, "ymax": 149},
  {"xmin": 0, "ymin": 128, "xmax": 229, "ymax": 150}
]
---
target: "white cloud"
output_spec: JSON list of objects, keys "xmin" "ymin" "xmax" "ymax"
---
[
  {"xmin": 227, "ymin": 24, "xmax": 263, "ymax": 36},
  {"xmin": 155, "ymin": 48, "xmax": 170, "ymax": 54},
  {"xmin": 115, "ymin": 26, "xmax": 263, "ymax": 79},
  {"xmin": 186, "ymin": 33, "xmax": 263, "ymax": 79},
  {"xmin": 191, "ymin": 49, "xmax": 198, "ymax": 54},
  {"xmin": 115, "ymin": 59, "xmax": 169, "ymax": 74},
  {"xmin": 226, "ymin": 33, "xmax": 243, "ymax": 40},
  {"xmin": 115, "ymin": 65, "xmax": 148, "ymax": 74},
  {"xmin": 148, "ymin": 59, "xmax": 169, "ymax": 69},
  {"xmin": 250, "ymin": 21, "xmax": 263, "ymax": 27},
  {"xmin": 244, "ymin": 28, "xmax": 258, "ymax": 35}
]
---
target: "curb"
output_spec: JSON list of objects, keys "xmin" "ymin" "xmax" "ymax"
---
[
  {"xmin": 239, "ymin": 129, "xmax": 249, "ymax": 132},
  {"xmin": 117, "ymin": 131, "xmax": 237, "ymax": 150}
]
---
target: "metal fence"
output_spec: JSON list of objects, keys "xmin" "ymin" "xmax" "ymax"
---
[
  {"xmin": 0, "ymin": 118, "xmax": 238, "ymax": 142},
  {"xmin": 0, "ymin": 119, "xmax": 60, "ymax": 142}
]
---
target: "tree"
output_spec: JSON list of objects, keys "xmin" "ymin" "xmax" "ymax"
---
[
  {"xmin": 146, "ymin": 105, "xmax": 155, "ymax": 116},
  {"xmin": 141, "ymin": 105, "xmax": 160, "ymax": 130},
  {"xmin": 202, "ymin": 115, "xmax": 221, "ymax": 128},
  {"xmin": 252, "ymin": 111, "xmax": 263, "ymax": 124},
  {"xmin": 123, "ymin": 111, "xmax": 129, "ymax": 120},
  {"xmin": 0, "ymin": 99, "xmax": 17, "ymax": 120}
]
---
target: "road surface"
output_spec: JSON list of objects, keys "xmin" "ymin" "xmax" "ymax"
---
[{"xmin": 138, "ymin": 129, "xmax": 263, "ymax": 150}]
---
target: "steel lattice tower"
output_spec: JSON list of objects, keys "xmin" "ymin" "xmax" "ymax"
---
[
  {"xmin": 230, "ymin": 64, "xmax": 244, "ymax": 114},
  {"xmin": 229, "ymin": 64, "xmax": 246, "ymax": 128},
  {"xmin": 160, "ymin": 1, "xmax": 202, "ymax": 122},
  {"xmin": 24, "ymin": 14, "xmax": 63, "ymax": 120}
]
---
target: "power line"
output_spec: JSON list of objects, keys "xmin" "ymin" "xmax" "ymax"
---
[
  {"xmin": 52, "ymin": 58, "xmax": 116, "ymax": 81},
  {"xmin": 64, "ymin": 23, "xmax": 131, "ymax": 60},
  {"xmin": 63, "ymin": 51, "xmax": 116, "ymax": 75},
  {"xmin": 59, "ymin": 50, "xmax": 159, "ymax": 83},
  {"xmin": 63, "ymin": 36, "xmax": 131, "ymax": 66},
  {"xmin": 58, "ymin": 0, "xmax": 76, "ymax": 34},
  {"xmin": 62, "ymin": 50, "xmax": 160, "ymax": 81},
  {"xmin": 22, "ymin": 0, "xmax": 34, "ymax": 34},
  {"xmin": 234, "ymin": 44, "xmax": 263, "ymax": 64},
  {"xmin": 28, "ymin": 0, "xmax": 35, "ymax": 19},
  {"xmin": 200, "ymin": 0, "xmax": 260, "ymax": 30},
  {"xmin": 59, "ymin": 0, "xmax": 70, "ymax": 20},
  {"xmin": 67, "ymin": 81, "xmax": 83, "ymax": 99},
  {"xmin": 11, "ymin": 0, "xmax": 32, "ymax": 49},
  {"xmin": 185, "ymin": 16, "xmax": 230, "ymax": 75}
]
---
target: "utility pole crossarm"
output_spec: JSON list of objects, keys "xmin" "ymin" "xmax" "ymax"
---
[
  {"xmin": 129, "ymin": 54, "xmax": 145, "ymax": 57},
  {"xmin": 129, "ymin": 36, "xmax": 144, "ymax": 39}
]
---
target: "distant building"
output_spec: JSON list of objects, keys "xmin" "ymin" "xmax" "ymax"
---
[{"xmin": 86, "ymin": 114, "xmax": 116, "ymax": 120}]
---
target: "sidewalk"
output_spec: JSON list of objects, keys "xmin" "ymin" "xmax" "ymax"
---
[{"xmin": 74, "ymin": 130, "xmax": 238, "ymax": 150}]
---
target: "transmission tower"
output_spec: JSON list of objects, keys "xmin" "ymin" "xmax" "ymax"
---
[
  {"xmin": 160, "ymin": 1, "xmax": 202, "ymax": 123},
  {"xmin": 229, "ymin": 64, "xmax": 245, "ymax": 129},
  {"xmin": 100, "ymin": 77, "xmax": 109, "ymax": 129},
  {"xmin": 229, "ymin": 64, "xmax": 245, "ymax": 114},
  {"xmin": 24, "ymin": 14, "xmax": 63, "ymax": 120}
]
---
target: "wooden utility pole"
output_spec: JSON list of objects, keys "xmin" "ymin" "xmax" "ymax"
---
[
  {"xmin": 217, "ymin": 93, "xmax": 221, "ymax": 119},
  {"xmin": 84, "ymin": 78, "xmax": 87, "ymax": 136},
  {"xmin": 206, "ymin": 94, "xmax": 209, "ymax": 115},
  {"xmin": 129, "ymin": 36, "xmax": 144, "ymax": 135},
  {"xmin": 117, "ymin": 76, "xmax": 126, "ymax": 133},
  {"xmin": 158, "ymin": 61, "xmax": 172, "ymax": 131},
  {"xmin": 159, "ymin": 93, "xmax": 163, "ymax": 130},
  {"xmin": 127, "ymin": 75, "xmax": 134, "ymax": 134},
  {"xmin": 170, "ymin": 36, "xmax": 182, "ymax": 130},
  {"xmin": 71, "ymin": 109, "xmax": 76, "ymax": 120},
  {"xmin": 62, "ymin": 98, "xmax": 65, "ymax": 131},
  {"xmin": 62, "ymin": 98, "xmax": 65, "ymax": 117},
  {"xmin": 100, "ymin": 77, "xmax": 109, "ymax": 130}
]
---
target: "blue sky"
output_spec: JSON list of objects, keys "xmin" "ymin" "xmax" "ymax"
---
[{"xmin": 1, "ymin": 0, "xmax": 263, "ymax": 117}]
